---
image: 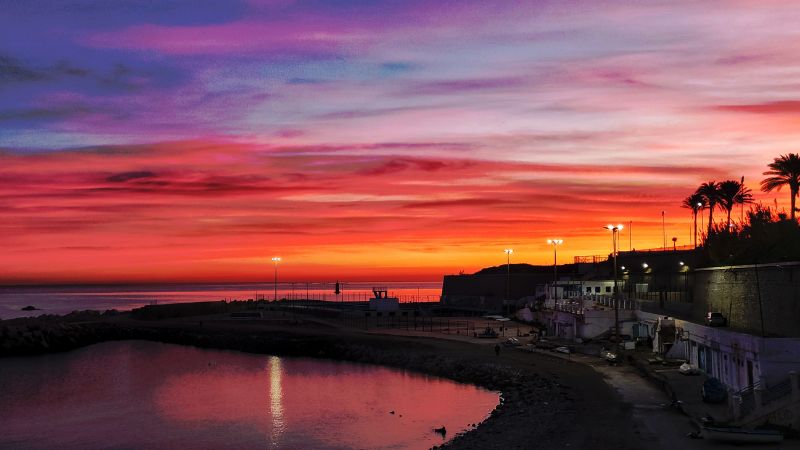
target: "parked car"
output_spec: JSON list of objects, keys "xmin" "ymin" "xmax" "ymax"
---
[
  {"xmin": 702, "ymin": 377, "xmax": 728, "ymax": 403},
  {"xmin": 706, "ymin": 312, "xmax": 728, "ymax": 327},
  {"xmin": 503, "ymin": 337, "xmax": 522, "ymax": 347}
]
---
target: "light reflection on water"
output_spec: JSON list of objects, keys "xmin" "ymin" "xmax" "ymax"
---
[
  {"xmin": 269, "ymin": 356, "xmax": 284, "ymax": 444},
  {"xmin": 0, "ymin": 341, "xmax": 498, "ymax": 450}
]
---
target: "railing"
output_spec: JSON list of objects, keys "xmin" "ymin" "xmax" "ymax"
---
[
  {"xmin": 736, "ymin": 382, "xmax": 760, "ymax": 417},
  {"xmin": 553, "ymin": 299, "xmax": 585, "ymax": 315},
  {"xmin": 734, "ymin": 377, "xmax": 792, "ymax": 419},
  {"xmin": 574, "ymin": 255, "xmax": 608, "ymax": 264},
  {"xmin": 763, "ymin": 378, "xmax": 792, "ymax": 405},
  {"xmin": 282, "ymin": 292, "xmax": 440, "ymax": 303},
  {"xmin": 622, "ymin": 244, "xmax": 697, "ymax": 253},
  {"xmin": 593, "ymin": 295, "xmax": 640, "ymax": 310},
  {"xmin": 547, "ymin": 294, "xmax": 640, "ymax": 314}
]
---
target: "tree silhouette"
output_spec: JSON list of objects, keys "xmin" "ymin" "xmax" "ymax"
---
[
  {"xmin": 696, "ymin": 181, "xmax": 721, "ymax": 236},
  {"xmin": 681, "ymin": 193, "xmax": 705, "ymax": 247},
  {"xmin": 718, "ymin": 179, "xmax": 753, "ymax": 227},
  {"xmin": 761, "ymin": 153, "xmax": 800, "ymax": 221}
]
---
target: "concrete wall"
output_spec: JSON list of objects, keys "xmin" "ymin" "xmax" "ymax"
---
[
  {"xmin": 693, "ymin": 262, "xmax": 800, "ymax": 337},
  {"xmin": 537, "ymin": 308, "xmax": 635, "ymax": 340},
  {"xmin": 442, "ymin": 273, "xmax": 554, "ymax": 312},
  {"xmin": 637, "ymin": 310, "xmax": 800, "ymax": 391}
]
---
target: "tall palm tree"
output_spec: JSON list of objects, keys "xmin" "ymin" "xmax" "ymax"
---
[
  {"xmin": 697, "ymin": 181, "xmax": 721, "ymax": 236},
  {"xmin": 681, "ymin": 193, "xmax": 705, "ymax": 247},
  {"xmin": 718, "ymin": 179, "xmax": 754, "ymax": 227},
  {"xmin": 761, "ymin": 153, "xmax": 800, "ymax": 221}
]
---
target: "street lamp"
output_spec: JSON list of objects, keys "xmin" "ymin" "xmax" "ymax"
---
[
  {"xmin": 271, "ymin": 257, "xmax": 281, "ymax": 301},
  {"xmin": 604, "ymin": 224, "xmax": 623, "ymax": 343},
  {"xmin": 698, "ymin": 202, "xmax": 704, "ymax": 246},
  {"xmin": 547, "ymin": 239, "xmax": 563, "ymax": 300},
  {"xmin": 504, "ymin": 248, "xmax": 513, "ymax": 314}
]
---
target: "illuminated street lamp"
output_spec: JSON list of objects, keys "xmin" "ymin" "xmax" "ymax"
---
[
  {"xmin": 547, "ymin": 239, "xmax": 563, "ymax": 300},
  {"xmin": 698, "ymin": 202, "xmax": 704, "ymax": 246},
  {"xmin": 271, "ymin": 257, "xmax": 281, "ymax": 301},
  {"xmin": 504, "ymin": 248, "xmax": 513, "ymax": 314},
  {"xmin": 604, "ymin": 224, "xmax": 623, "ymax": 343}
]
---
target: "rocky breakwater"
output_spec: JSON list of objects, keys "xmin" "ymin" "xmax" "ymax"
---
[{"xmin": 0, "ymin": 311, "xmax": 126, "ymax": 356}]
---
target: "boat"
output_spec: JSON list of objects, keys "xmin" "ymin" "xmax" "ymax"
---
[{"xmin": 701, "ymin": 426, "xmax": 783, "ymax": 444}]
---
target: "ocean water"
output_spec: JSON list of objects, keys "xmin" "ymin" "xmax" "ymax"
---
[
  {"xmin": 0, "ymin": 281, "xmax": 442, "ymax": 320},
  {"xmin": 0, "ymin": 341, "xmax": 497, "ymax": 450}
]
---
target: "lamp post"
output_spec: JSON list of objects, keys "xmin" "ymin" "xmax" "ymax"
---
[
  {"xmin": 504, "ymin": 248, "xmax": 513, "ymax": 315},
  {"xmin": 271, "ymin": 257, "xmax": 281, "ymax": 301},
  {"xmin": 547, "ymin": 239, "xmax": 563, "ymax": 300},
  {"xmin": 605, "ymin": 224, "xmax": 623, "ymax": 343}
]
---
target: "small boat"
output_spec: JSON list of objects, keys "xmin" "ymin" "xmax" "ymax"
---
[{"xmin": 702, "ymin": 426, "xmax": 783, "ymax": 444}]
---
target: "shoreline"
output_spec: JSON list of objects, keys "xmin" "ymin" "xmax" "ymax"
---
[{"xmin": 0, "ymin": 313, "xmax": 647, "ymax": 450}]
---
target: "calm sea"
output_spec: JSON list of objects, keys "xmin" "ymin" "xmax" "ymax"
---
[
  {"xmin": 0, "ymin": 281, "xmax": 442, "ymax": 320},
  {"xmin": 0, "ymin": 341, "xmax": 497, "ymax": 449}
]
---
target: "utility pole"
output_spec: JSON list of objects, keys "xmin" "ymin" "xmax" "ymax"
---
[
  {"xmin": 605, "ymin": 224, "xmax": 623, "ymax": 343},
  {"xmin": 504, "ymin": 248, "xmax": 513, "ymax": 316},
  {"xmin": 271, "ymin": 257, "xmax": 281, "ymax": 301},
  {"xmin": 547, "ymin": 239, "xmax": 563, "ymax": 300}
]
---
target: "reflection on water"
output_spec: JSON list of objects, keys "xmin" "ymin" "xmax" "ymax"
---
[
  {"xmin": 0, "ymin": 341, "xmax": 498, "ymax": 450},
  {"xmin": 269, "ymin": 356, "xmax": 284, "ymax": 444}
]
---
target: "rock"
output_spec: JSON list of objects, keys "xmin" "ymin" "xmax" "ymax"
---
[{"xmin": 21, "ymin": 306, "xmax": 39, "ymax": 311}]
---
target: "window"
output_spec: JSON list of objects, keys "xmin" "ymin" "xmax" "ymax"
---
[
  {"xmin": 605, "ymin": 286, "xmax": 611, "ymax": 293},
  {"xmin": 586, "ymin": 287, "xmax": 591, "ymax": 293},
  {"xmin": 594, "ymin": 286, "xmax": 601, "ymax": 293}
]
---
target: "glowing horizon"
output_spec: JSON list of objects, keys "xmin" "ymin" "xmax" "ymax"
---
[{"xmin": 2, "ymin": 1, "xmax": 800, "ymax": 284}]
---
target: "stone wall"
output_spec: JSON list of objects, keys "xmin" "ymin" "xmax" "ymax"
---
[
  {"xmin": 441, "ymin": 273, "xmax": 551, "ymax": 311},
  {"xmin": 692, "ymin": 262, "xmax": 800, "ymax": 337}
]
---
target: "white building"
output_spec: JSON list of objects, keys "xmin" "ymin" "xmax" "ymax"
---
[{"xmin": 636, "ymin": 310, "xmax": 800, "ymax": 392}]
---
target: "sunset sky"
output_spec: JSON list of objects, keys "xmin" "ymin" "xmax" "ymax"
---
[{"xmin": 3, "ymin": 0, "xmax": 800, "ymax": 283}]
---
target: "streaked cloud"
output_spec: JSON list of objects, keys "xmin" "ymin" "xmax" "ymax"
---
[{"xmin": 2, "ymin": 0, "xmax": 800, "ymax": 281}]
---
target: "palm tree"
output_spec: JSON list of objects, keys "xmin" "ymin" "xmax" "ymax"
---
[
  {"xmin": 681, "ymin": 193, "xmax": 705, "ymax": 247},
  {"xmin": 697, "ymin": 181, "xmax": 721, "ymax": 236},
  {"xmin": 761, "ymin": 153, "xmax": 800, "ymax": 221},
  {"xmin": 718, "ymin": 179, "xmax": 754, "ymax": 227}
]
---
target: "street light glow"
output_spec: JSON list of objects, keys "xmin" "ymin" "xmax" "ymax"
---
[
  {"xmin": 272, "ymin": 257, "xmax": 281, "ymax": 263},
  {"xmin": 547, "ymin": 239, "xmax": 564, "ymax": 245},
  {"xmin": 504, "ymin": 248, "xmax": 513, "ymax": 255},
  {"xmin": 642, "ymin": 262, "xmax": 649, "ymax": 268},
  {"xmin": 605, "ymin": 224, "xmax": 624, "ymax": 231}
]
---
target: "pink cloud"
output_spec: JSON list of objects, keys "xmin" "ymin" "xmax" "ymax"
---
[{"xmin": 83, "ymin": 20, "xmax": 371, "ymax": 56}]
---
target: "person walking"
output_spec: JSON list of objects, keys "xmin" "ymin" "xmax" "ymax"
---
[{"xmin": 494, "ymin": 344, "xmax": 501, "ymax": 356}]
